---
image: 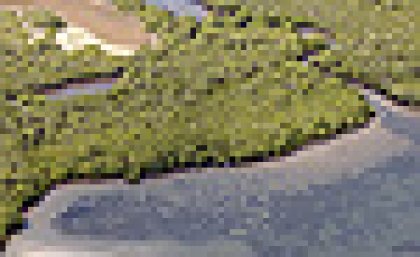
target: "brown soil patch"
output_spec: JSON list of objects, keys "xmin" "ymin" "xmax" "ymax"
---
[{"xmin": 0, "ymin": 0, "xmax": 158, "ymax": 50}]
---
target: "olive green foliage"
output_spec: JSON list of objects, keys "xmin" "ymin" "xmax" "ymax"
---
[
  {"xmin": 252, "ymin": 0, "xmax": 420, "ymax": 104},
  {"xmin": 0, "ymin": 1, "xmax": 374, "ymax": 243}
]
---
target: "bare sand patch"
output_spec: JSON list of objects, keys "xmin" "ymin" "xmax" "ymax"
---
[{"xmin": 0, "ymin": 0, "xmax": 159, "ymax": 55}]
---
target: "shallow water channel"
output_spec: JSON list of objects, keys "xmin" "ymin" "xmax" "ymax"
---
[
  {"xmin": 6, "ymin": 85, "xmax": 420, "ymax": 257},
  {"xmin": 4, "ymin": 1, "xmax": 420, "ymax": 256}
]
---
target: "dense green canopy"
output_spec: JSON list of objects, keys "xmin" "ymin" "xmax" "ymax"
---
[{"xmin": 3, "ymin": 0, "xmax": 417, "ymax": 245}]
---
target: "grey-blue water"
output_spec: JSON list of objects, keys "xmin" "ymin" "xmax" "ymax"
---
[
  {"xmin": 144, "ymin": 0, "xmax": 206, "ymax": 21},
  {"xmin": 23, "ymin": 88, "xmax": 416, "ymax": 257},
  {"xmin": 45, "ymin": 83, "xmax": 114, "ymax": 100},
  {"xmin": 11, "ymin": 3, "xmax": 420, "ymax": 255},
  {"xmin": 6, "ymin": 2, "xmax": 420, "ymax": 256}
]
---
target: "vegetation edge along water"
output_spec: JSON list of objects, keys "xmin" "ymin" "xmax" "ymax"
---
[{"xmin": 0, "ymin": 1, "xmax": 378, "ymax": 248}]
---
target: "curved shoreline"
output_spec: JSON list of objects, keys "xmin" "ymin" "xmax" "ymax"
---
[
  {"xmin": 7, "ymin": 87, "xmax": 419, "ymax": 256},
  {"xmin": 2, "ymin": 2, "xmax": 420, "ymax": 252},
  {"xmin": 37, "ymin": 87, "xmax": 417, "ymax": 190}
]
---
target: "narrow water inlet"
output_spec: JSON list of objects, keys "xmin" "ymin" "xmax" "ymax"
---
[
  {"xmin": 45, "ymin": 83, "xmax": 115, "ymax": 100},
  {"xmin": 31, "ymin": 67, "xmax": 124, "ymax": 99}
]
